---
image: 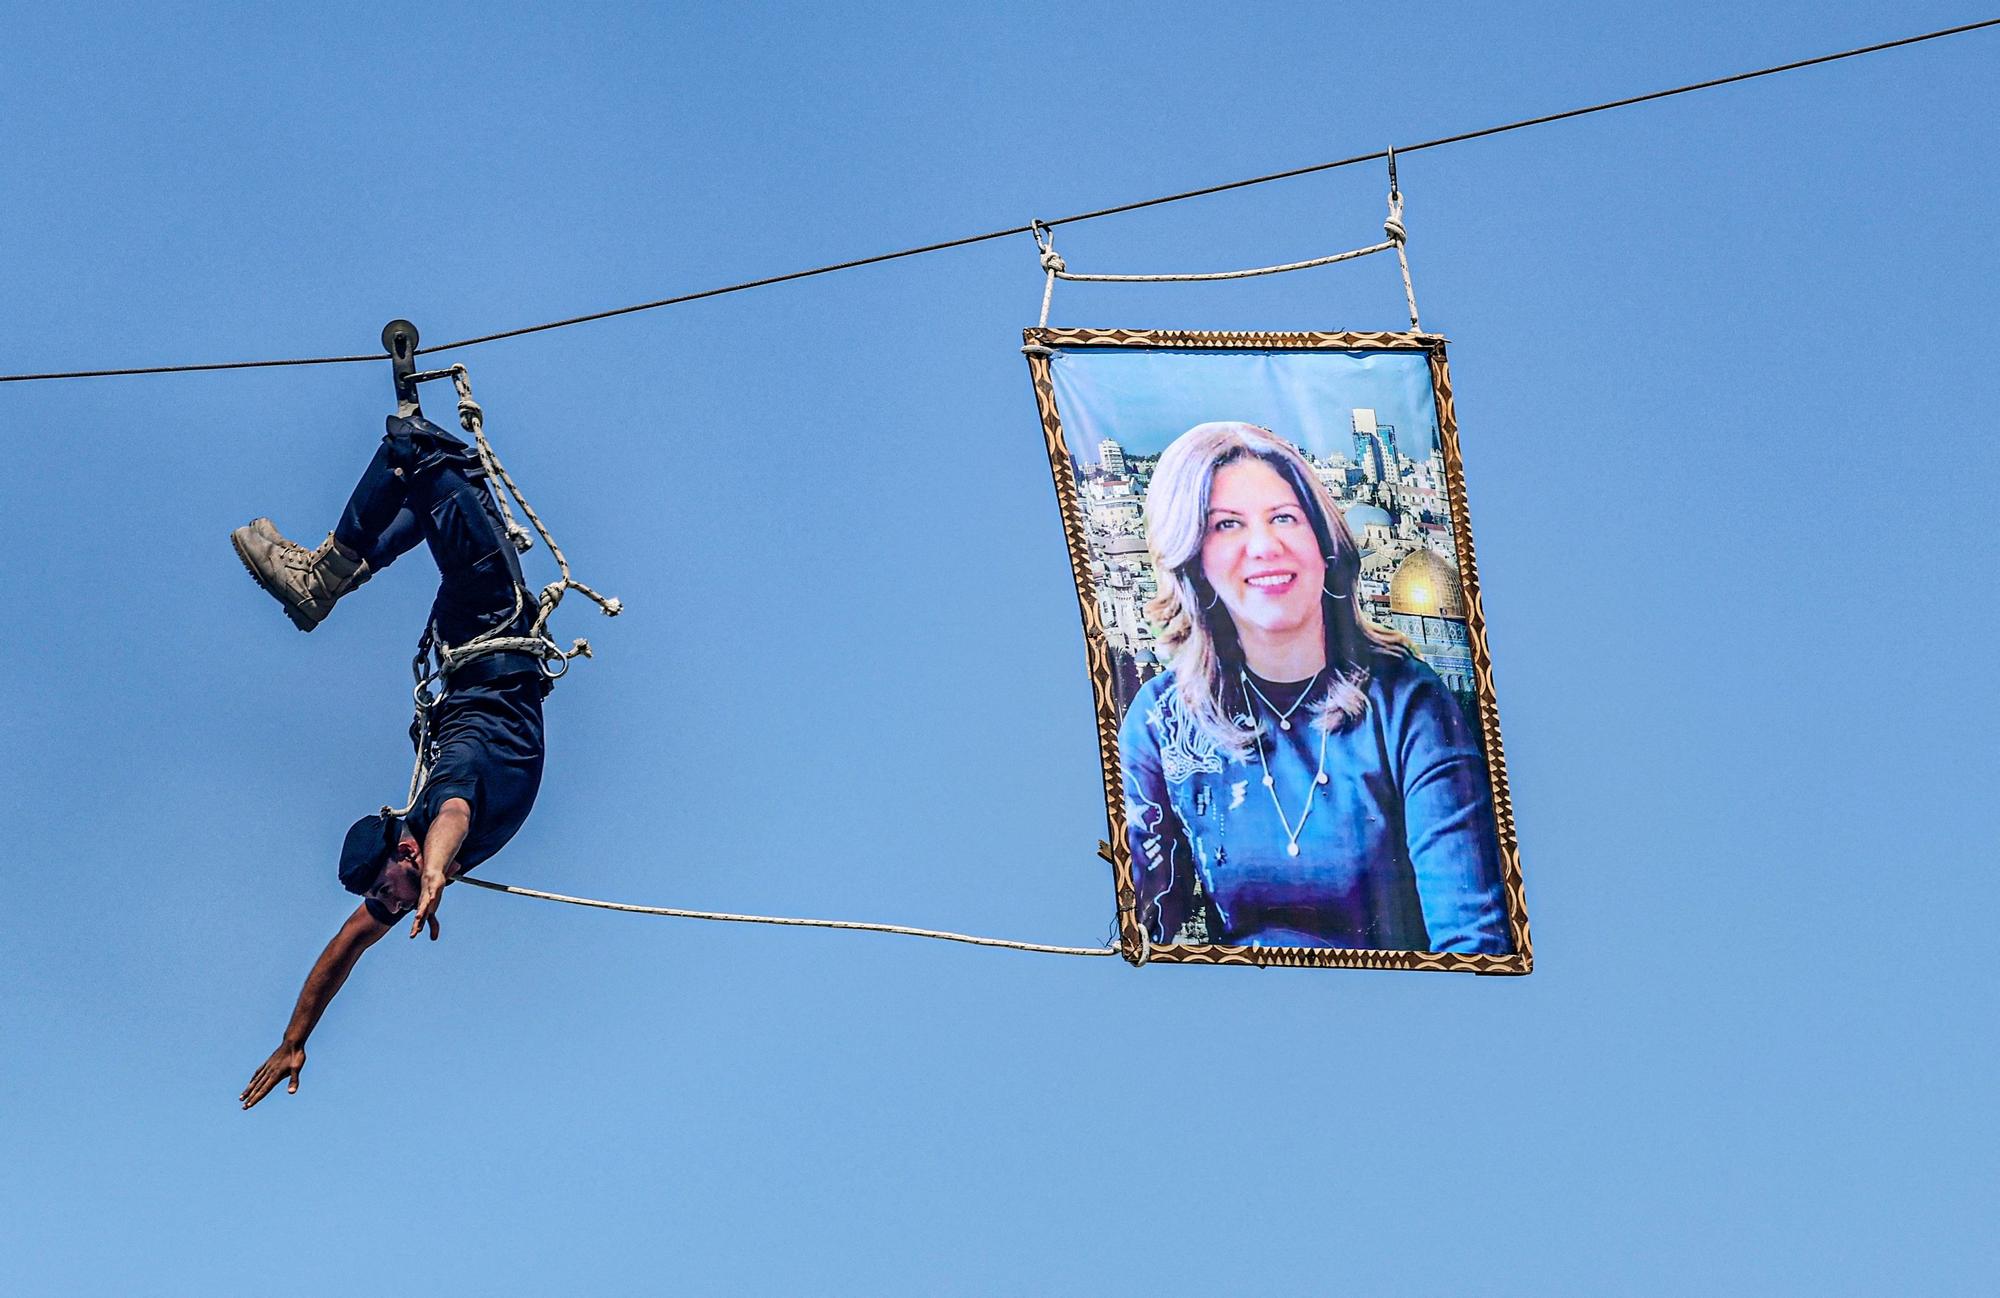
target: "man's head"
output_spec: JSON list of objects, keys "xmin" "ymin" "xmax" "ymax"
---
[{"xmin": 337, "ymin": 813, "xmax": 423, "ymax": 912}]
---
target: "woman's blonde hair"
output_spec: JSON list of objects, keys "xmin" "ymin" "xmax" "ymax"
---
[{"xmin": 1142, "ymin": 421, "xmax": 1408, "ymax": 756}]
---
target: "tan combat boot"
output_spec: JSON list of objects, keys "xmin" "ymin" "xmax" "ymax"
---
[{"xmin": 230, "ymin": 518, "xmax": 373, "ymax": 631}]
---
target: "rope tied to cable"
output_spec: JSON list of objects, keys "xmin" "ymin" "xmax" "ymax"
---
[
  {"xmin": 1383, "ymin": 191, "xmax": 1408, "ymax": 245},
  {"xmin": 1034, "ymin": 226, "xmax": 1067, "ymax": 275},
  {"xmin": 1031, "ymin": 150, "xmax": 1423, "ymax": 330},
  {"xmin": 1383, "ymin": 146, "xmax": 1420, "ymax": 329},
  {"xmin": 1032, "ymin": 219, "xmax": 1064, "ymax": 329}
]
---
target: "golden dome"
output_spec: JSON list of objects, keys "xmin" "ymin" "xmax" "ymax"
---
[{"xmin": 1388, "ymin": 547, "xmax": 1466, "ymax": 618}]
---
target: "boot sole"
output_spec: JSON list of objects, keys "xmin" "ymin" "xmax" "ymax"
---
[{"xmin": 230, "ymin": 528, "xmax": 320, "ymax": 633}]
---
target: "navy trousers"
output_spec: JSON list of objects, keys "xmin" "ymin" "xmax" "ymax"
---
[{"xmin": 333, "ymin": 415, "xmax": 534, "ymax": 648}]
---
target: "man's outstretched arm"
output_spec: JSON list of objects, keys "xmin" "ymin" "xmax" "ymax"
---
[
  {"xmin": 410, "ymin": 796, "xmax": 471, "ymax": 940},
  {"xmin": 240, "ymin": 903, "xmax": 392, "ymax": 1110}
]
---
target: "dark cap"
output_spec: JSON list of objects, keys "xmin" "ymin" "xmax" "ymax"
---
[{"xmin": 337, "ymin": 812, "xmax": 402, "ymax": 895}]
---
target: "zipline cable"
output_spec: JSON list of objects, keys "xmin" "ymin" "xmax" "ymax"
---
[{"xmin": 2, "ymin": 14, "xmax": 1995, "ymax": 386}]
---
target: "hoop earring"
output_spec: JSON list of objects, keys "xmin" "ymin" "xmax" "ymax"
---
[
  {"xmin": 1323, "ymin": 555, "xmax": 1350, "ymax": 600},
  {"xmin": 1200, "ymin": 587, "xmax": 1220, "ymax": 611}
]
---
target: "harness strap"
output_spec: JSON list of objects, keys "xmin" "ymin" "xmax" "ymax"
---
[{"xmin": 385, "ymin": 366, "xmax": 620, "ymax": 819}]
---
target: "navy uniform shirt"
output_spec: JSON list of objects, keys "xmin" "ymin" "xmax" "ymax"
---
[{"xmin": 365, "ymin": 666, "xmax": 546, "ymax": 925}]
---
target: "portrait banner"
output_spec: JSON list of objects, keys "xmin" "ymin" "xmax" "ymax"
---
[{"xmin": 1024, "ymin": 328, "xmax": 1531, "ymax": 973}]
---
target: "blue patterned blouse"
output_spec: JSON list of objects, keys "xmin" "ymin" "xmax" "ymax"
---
[{"xmin": 1119, "ymin": 647, "xmax": 1510, "ymax": 953}]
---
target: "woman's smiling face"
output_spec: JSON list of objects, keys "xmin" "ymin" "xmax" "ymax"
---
[{"xmin": 1199, "ymin": 456, "xmax": 1327, "ymax": 646}]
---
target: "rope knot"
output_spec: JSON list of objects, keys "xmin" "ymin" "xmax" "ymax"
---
[
  {"xmin": 1384, "ymin": 194, "xmax": 1407, "ymax": 244},
  {"xmin": 1031, "ymin": 219, "xmax": 1065, "ymax": 274},
  {"xmin": 451, "ymin": 368, "xmax": 485, "ymax": 432}
]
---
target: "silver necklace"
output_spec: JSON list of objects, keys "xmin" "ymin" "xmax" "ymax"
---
[
  {"xmin": 1241, "ymin": 668, "xmax": 1321, "ymax": 731},
  {"xmin": 1242, "ymin": 670, "xmax": 1331, "ymax": 857}
]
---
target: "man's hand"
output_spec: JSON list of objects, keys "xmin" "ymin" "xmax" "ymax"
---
[
  {"xmin": 241, "ymin": 1042, "xmax": 306, "ymax": 1110},
  {"xmin": 241, "ymin": 905, "xmax": 391, "ymax": 1113},
  {"xmin": 410, "ymin": 861, "xmax": 445, "ymax": 940},
  {"xmin": 410, "ymin": 796, "xmax": 471, "ymax": 942}
]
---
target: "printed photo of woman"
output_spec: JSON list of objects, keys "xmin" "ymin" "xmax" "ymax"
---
[{"xmin": 1118, "ymin": 421, "xmax": 1511, "ymax": 953}]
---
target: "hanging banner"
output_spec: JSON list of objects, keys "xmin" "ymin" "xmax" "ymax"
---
[{"xmin": 1024, "ymin": 328, "xmax": 1531, "ymax": 972}]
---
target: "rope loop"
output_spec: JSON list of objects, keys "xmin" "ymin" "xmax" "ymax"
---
[
  {"xmin": 1032, "ymin": 221, "xmax": 1066, "ymax": 274},
  {"xmin": 1383, "ymin": 192, "xmax": 1407, "ymax": 245},
  {"xmin": 1032, "ymin": 219, "xmax": 1064, "ymax": 328}
]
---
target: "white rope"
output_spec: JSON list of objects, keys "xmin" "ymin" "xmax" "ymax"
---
[
  {"xmin": 1385, "ymin": 187, "xmax": 1421, "ymax": 330},
  {"xmin": 431, "ymin": 366, "xmax": 623, "ymax": 646},
  {"xmin": 1050, "ymin": 239, "xmax": 1397, "ymax": 284},
  {"xmin": 453, "ymin": 875, "xmax": 1119, "ymax": 957},
  {"xmin": 1034, "ymin": 220, "xmax": 1063, "ymax": 328},
  {"xmin": 1029, "ymin": 155, "xmax": 1426, "ymax": 329}
]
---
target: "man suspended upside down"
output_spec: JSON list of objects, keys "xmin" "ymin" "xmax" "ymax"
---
[{"xmin": 236, "ymin": 412, "xmax": 550, "ymax": 1110}]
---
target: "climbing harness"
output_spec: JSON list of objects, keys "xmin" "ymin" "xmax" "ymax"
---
[{"xmin": 376, "ymin": 320, "xmax": 621, "ymax": 820}]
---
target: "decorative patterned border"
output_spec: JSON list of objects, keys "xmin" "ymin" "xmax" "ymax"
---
[{"xmin": 1023, "ymin": 326, "xmax": 1533, "ymax": 975}]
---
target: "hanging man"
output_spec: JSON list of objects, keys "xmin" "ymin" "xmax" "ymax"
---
[{"xmin": 235, "ymin": 410, "xmax": 550, "ymax": 1110}]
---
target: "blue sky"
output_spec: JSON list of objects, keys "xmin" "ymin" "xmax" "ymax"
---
[{"xmin": 2, "ymin": 4, "xmax": 1996, "ymax": 1295}]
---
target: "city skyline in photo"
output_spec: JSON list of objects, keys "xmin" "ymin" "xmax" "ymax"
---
[{"xmin": 1048, "ymin": 345, "xmax": 1481, "ymax": 720}]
